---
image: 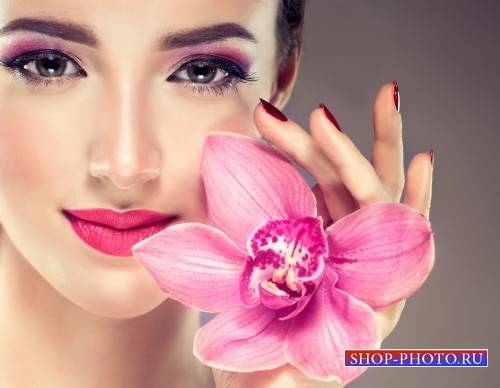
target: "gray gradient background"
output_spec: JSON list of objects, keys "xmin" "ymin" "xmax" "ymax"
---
[{"xmin": 202, "ymin": 1, "xmax": 499, "ymax": 386}]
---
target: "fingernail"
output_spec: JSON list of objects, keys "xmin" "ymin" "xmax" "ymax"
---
[
  {"xmin": 318, "ymin": 103, "xmax": 343, "ymax": 132},
  {"xmin": 392, "ymin": 80, "xmax": 400, "ymax": 112},
  {"xmin": 259, "ymin": 98, "xmax": 288, "ymax": 121},
  {"xmin": 428, "ymin": 149, "xmax": 434, "ymax": 166}
]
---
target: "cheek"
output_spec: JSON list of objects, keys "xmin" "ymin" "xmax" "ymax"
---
[
  {"xmin": 0, "ymin": 102, "xmax": 168, "ymax": 319},
  {"xmin": 0, "ymin": 91, "xmax": 92, "ymax": 215},
  {"xmin": 157, "ymin": 101, "xmax": 259, "ymax": 218},
  {"xmin": 211, "ymin": 111, "xmax": 259, "ymax": 137},
  {"xmin": 0, "ymin": 103, "xmax": 75, "ymax": 194},
  {"xmin": 202, "ymin": 101, "xmax": 259, "ymax": 136},
  {"xmin": 184, "ymin": 105, "xmax": 259, "ymax": 181}
]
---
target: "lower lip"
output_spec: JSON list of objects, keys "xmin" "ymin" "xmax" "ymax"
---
[{"xmin": 63, "ymin": 212, "xmax": 177, "ymax": 257}]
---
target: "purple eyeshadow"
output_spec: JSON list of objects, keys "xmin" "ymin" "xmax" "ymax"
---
[
  {"xmin": 0, "ymin": 37, "xmax": 254, "ymax": 75},
  {"xmin": 165, "ymin": 44, "xmax": 253, "ymax": 74},
  {"xmin": 0, "ymin": 38, "xmax": 64, "ymax": 64}
]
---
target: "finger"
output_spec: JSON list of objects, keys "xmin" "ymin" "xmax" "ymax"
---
[
  {"xmin": 373, "ymin": 299, "xmax": 406, "ymax": 340},
  {"xmin": 213, "ymin": 364, "xmax": 345, "ymax": 388},
  {"xmin": 369, "ymin": 82, "xmax": 406, "ymax": 339},
  {"xmin": 254, "ymin": 100, "xmax": 356, "ymax": 221},
  {"xmin": 371, "ymin": 81, "xmax": 405, "ymax": 202},
  {"xmin": 311, "ymin": 184, "xmax": 333, "ymax": 226},
  {"xmin": 375, "ymin": 150, "xmax": 434, "ymax": 339},
  {"xmin": 263, "ymin": 133, "xmax": 337, "ymax": 227},
  {"xmin": 309, "ymin": 105, "xmax": 392, "ymax": 207},
  {"xmin": 403, "ymin": 150, "xmax": 434, "ymax": 219},
  {"xmin": 212, "ymin": 368, "xmax": 237, "ymax": 388}
]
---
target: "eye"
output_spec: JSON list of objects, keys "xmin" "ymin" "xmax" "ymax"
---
[
  {"xmin": 167, "ymin": 56, "xmax": 259, "ymax": 96},
  {"xmin": 0, "ymin": 49, "xmax": 86, "ymax": 88},
  {"xmin": 176, "ymin": 60, "xmax": 226, "ymax": 84},
  {"xmin": 0, "ymin": 51, "xmax": 259, "ymax": 95}
]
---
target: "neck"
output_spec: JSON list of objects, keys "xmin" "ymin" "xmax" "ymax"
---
[{"xmin": 0, "ymin": 233, "xmax": 214, "ymax": 388}]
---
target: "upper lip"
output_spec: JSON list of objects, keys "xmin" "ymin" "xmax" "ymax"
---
[{"xmin": 62, "ymin": 208, "xmax": 177, "ymax": 230}]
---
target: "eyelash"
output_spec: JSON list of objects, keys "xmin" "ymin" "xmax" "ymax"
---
[{"xmin": 0, "ymin": 49, "xmax": 259, "ymax": 96}]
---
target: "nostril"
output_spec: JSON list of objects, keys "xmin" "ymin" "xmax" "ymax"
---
[
  {"xmin": 88, "ymin": 144, "xmax": 161, "ymax": 188},
  {"xmin": 89, "ymin": 159, "xmax": 160, "ymax": 189},
  {"xmin": 111, "ymin": 175, "xmax": 148, "ymax": 190}
]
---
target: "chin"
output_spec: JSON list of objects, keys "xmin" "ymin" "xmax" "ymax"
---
[{"xmin": 60, "ymin": 265, "xmax": 170, "ymax": 320}]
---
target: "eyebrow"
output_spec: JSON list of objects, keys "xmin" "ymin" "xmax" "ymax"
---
[{"xmin": 0, "ymin": 17, "xmax": 258, "ymax": 49}]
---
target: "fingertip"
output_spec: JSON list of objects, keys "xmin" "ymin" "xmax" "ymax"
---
[
  {"xmin": 407, "ymin": 152, "xmax": 429, "ymax": 182},
  {"xmin": 392, "ymin": 80, "xmax": 401, "ymax": 113},
  {"xmin": 310, "ymin": 103, "xmax": 345, "ymax": 143},
  {"xmin": 319, "ymin": 102, "xmax": 344, "ymax": 132},
  {"xmin": 373, "ymin": 82, "xmax": 402, "ymax": 145},
  {"xmin": 258, "ymin": 97, "xmax": 288, "ymax": 122},
  {"xmin": 404, "ymin": 152, "xmax": 433, "ymax": 217},
  {"xmin": 428, "ymin": 148, "xmax": 435, "ymax": 168},
  {"xmin": 309, "ymin": 103, "xmax": 325, "ymax": 127},
  {"xmin": 253, "ymin": 98, "xmax": 266, "ymax": 121},
  {"xmin": 375, "ymin": 82, "xmax": 395, "ymax": 105},
  {"xmin": 253, "ymin": 98, "xmax": 277, "ymax": 135}
]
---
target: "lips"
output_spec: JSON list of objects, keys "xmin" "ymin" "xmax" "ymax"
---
[
  {"xmin": 62, "ymin": 208, "xmax": 179, "ymax": 257},
  {"xmin": 63, "ymin": 208, "xmax": 174, "ymax": 229}
]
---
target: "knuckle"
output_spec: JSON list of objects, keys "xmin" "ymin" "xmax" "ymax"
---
[
  {"xmin": 291, "ymin": 143, "xmax": 311, "ymax": 164},
  {"xmin": 392, "ymin": 177, "xmax": 405, "ymax": 200},
  {"xmin": 358, "ymin": 190, "xmax": 383, "ymax": 207}
]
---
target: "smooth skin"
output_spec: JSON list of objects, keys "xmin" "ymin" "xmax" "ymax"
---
[{"xmin": 212, "ymin": 64, "xmax": 434, "ymax": 387}]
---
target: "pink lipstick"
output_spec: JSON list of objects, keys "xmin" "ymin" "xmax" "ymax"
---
[{"xmin": 62, "ymin": 208, "xmax": 179, "ymax": 257}]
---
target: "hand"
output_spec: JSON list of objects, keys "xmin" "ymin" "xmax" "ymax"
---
[{"xmin": 211, "ymin": 82, "xmax": 434, "ymax": 388}]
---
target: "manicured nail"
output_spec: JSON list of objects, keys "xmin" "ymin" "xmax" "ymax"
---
[
  {"xmin": 428, "ymin": 149, "xmax": 434, "ymax": 166},
  {"xmin": 259, "ymin": 98, "xmax": 288, "ymax": 121},
  {"xmin": 392, "ymin": 80, "xmax": 400, "ymax": 112},
  {"xmin": 318, "ymin": 103, "xmax": 343, "ymax": 132}
]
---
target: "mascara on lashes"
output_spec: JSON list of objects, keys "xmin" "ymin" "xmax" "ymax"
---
[{"xmin": 0, "ymin": 47, "xmax": 260, "ymax": 95}]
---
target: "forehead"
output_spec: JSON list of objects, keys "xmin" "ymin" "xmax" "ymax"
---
[
  {"xmin": 0, "ymin": 0, "xmax": 278, "ymax": 43},
  {"xmin": 0, "ymin": 0, "xmax": 280, "ymax": 72}
]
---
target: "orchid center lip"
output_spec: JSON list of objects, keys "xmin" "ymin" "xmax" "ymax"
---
[{"xmin": 271, "ymin": 264, "xmax": 300, "ymax": 292}]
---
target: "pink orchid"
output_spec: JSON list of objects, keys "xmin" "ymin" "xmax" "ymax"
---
[{"xmin": 131, "ymin": 131, "xmax": 435, "ymax": 384}]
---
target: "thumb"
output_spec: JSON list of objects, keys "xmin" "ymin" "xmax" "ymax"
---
[{"xmin": 311, "ymin": 183, "xmax": 332, "ymax": 226}]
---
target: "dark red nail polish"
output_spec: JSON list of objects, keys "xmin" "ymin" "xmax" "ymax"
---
[
  {"xmin": 318, "ymin": 103, "xmax": 343, "ymax": 132},
  {"xmin": 259, "ymin": 98, "xmax": 288, "ymax": 121},
  {"xmin": 392, "ymin": 80, "xmax": 400, "ymax": 112},
  {"xmin": 428, "ymin": 149, "xmax": 434, "ymax": 166}
]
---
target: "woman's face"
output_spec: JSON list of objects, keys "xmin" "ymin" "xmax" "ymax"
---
[{"xmin": 0, "ymin": 0, "xmax": 281, "ymax": 318}]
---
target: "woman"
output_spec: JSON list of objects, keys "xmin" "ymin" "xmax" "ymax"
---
[{"xmin": 0, "ymin": 0, "xmax": 434, "ymax": 387}]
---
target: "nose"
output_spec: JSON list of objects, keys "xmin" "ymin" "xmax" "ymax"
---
[{"xmin": 88, "ymin": 81, "xmax": 161, "ymax": 190}]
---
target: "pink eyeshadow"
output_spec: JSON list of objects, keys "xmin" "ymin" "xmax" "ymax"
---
[
  {"xmin": 162, "ymin": 43, "xmax": 254, "ymax": 73},
  {"xmin": 0, "ymin": 37, "xmax": 66, "ymax": 63},
  {"xmin": 0, "ymin": 37, "xmax": 254, "ymax": 73}
]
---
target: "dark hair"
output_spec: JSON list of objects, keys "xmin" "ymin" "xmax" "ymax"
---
[{"xmin": 276, "ymin": 0, "xmax": 306, "ymax": 67}]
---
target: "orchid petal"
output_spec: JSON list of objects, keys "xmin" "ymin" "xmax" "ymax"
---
[
  {"xmin": 202, "ymin": 132, "xmax": 317, "ymax": 250},
  {"xmin": 131, "ymin": 223, "xmax": 247, "ymax": 313},
  {"xmin": 325, "ymin": 202, "xmax": 435, "ymax": 308},
  {"xmin": 285, "ymin": 267, "xmax": 381, "ymax": 384},
  {"xmin": 193, "ymin": 304, "xmax": 291, "ymax": 372}
]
